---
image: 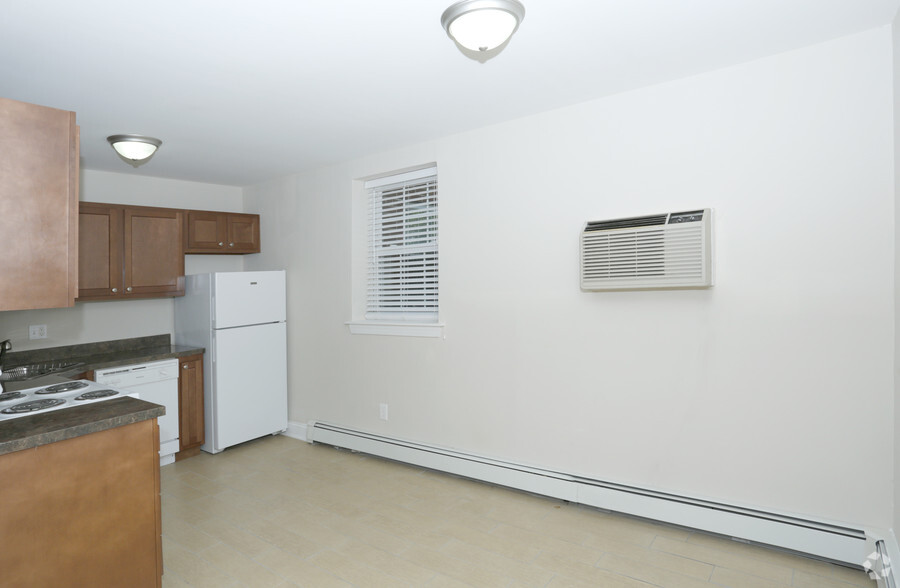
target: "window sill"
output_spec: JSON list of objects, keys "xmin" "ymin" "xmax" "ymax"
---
[{"xmin": 346, "ymin": 321, "xmax": 444, "ymax": 338}]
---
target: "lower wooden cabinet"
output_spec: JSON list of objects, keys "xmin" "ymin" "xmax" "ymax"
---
[
  {"xmin": 176, "ymin": 353, "xmax": 204, "ymax": 460},
  {"xmin": 0, "ymin": 419, "xmax": 162, "ymax": 586}
]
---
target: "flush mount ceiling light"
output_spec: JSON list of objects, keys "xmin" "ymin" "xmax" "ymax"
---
[
  {"xmin": 107, "ymin": 134, "xmax": 162, "ymax": 166},
  {"xmin": 441, "ymin": 0, "xmax": 525, "ymax": 53}
]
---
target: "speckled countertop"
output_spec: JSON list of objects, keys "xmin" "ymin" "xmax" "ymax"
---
[
  {"xmin": 0, "ymin": 334, "xmax": 204, "ymax": 455},
  {"xmin": 4, "ymin": 334, "xmax": 204, "ymax": 377},
  {"xmin": 0, "ymin": 397, "xmax": 165, "ymax": 456}
]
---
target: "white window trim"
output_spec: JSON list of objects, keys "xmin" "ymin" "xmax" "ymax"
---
[
  {"xmin": 349, "ymin": 165, "xmax": 440, "ymax": 338},
  {"xmin": 365, "ymin": 166, "xmax": 437, "ymax": 189},
  {"xmin": 345, "ymin": 320, "xmax": 444, "ymax": 338}
]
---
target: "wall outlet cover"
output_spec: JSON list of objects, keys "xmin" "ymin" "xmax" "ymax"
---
[{"xmin": 28, "ymin": 325, "xmax": 47, "ymax": 339}]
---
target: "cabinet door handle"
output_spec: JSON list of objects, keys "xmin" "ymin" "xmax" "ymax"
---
[
  {"xmin": 183, "ymin": 364, "xmax": 189, "ymax": 369},
  {"xmin": 111, "ymin": 288, "xmax": 118, "ymax": 293},
  {"xmin": 218, "ymin": 242, "xmax": 224, "ymax": 247},
  {"xmin": 229, "ymin": 242, "xmax": 234, "ymax": 247},
  {"xmin": 126, "ymin": 286, "xmax": 133, "ymax": 292}
]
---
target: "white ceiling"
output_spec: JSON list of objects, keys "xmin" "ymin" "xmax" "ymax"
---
[{"xmin": 2, "ymin": 0, "xmax": 898, "ymax": 187}]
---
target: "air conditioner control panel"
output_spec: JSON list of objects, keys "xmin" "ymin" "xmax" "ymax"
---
[{"xmin": 668, "ymin": 210, "xmax": 704, "ymax": 224}]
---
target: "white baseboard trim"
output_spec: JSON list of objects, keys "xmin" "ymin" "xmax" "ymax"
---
[
  {"xmin": 282, "ymin": 421, "xmax": 310, "ymax": 442},
  {"xmin": 307, "ymin": 421, "xmax": 875, "ymax": 567}
]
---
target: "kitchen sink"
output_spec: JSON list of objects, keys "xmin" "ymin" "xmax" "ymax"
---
[{"xmin": 0, "ymin": 361, "xmax": 84, "ymax": 382}]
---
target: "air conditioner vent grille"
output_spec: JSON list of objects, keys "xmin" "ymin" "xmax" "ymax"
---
[
  {"xmin": 585, "ymin": 214, "xmax": 668, "ymax": 232},
  {"xmin": 581, "ymin": 209, "xmax": 713, "ymax": 290}
]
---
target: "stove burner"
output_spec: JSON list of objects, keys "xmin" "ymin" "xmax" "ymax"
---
[
  {"xmin": 0, "ymin": 392, "xmax": 25, "ymax": 402},
  {"xmin": 36, "ymin": 381, "xmax": 89, "ymax": 395},
  {"xmin": 2, "ymin": 398, "xmax": 66, "ymax": 414},
  {"xmin": 74, "ymin": 389, "xmax": 118, "ymax": 401}
]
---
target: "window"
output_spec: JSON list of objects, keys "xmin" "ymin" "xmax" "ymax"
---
[{"xmin": 365, "ymin": 167, "xmax": 438, "ymax": 322}]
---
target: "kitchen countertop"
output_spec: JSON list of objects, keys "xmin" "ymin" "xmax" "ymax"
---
[
  {"xmin": 0, "ymin": 334, "xmax": 203, "ymax": 454},
  {"xmin": 4, "ymin": 334, "xmax": 204, "ymax": 376},
  {"xmin": 0, "ymin": 396, "xmax": 165, "ymax": 456},
  {"xmin": 48, "ymin": 343, "xmax": 202, "ymax": 373}
]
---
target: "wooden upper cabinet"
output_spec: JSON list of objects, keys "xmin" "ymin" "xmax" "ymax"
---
[
  {"xmin": 125, "ymin": 207, "xmax": 185, "ymax": 297},
  {"xmin": 78, "ymin": 203, "xmax": 184, "ymax": 301},
  {"xmin": 78, "ymin": 203, "xmax": 122, "ymax": 300},
  {"xmin": 184, "ymin": 211, "xmax": 260, "ymax": 254},
  {"xmin": 184, "ymin": 210, "xmax": 225, "ymax": 251},
  {"xmin": 0, "ymin": 97, "xmax": 79, "ymax": 311},
  {"xmin": 226, "ymin": 213, "xmax": 261, "ymax": 253}
]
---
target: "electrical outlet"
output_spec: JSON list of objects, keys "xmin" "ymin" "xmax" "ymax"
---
[
  {"xmin": 379, "ymin": 403, "xmax": 389, "ymax": 421},
  {"xmin": 28, "ymin": 324, "xmax": 47, "ymax": 339}
]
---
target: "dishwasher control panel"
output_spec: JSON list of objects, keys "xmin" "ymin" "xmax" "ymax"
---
[{"xmin": 94, "ymin": 359, "xmax": 178, "ymax": 387}]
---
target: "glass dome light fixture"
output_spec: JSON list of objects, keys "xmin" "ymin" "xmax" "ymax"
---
[
  {"xmin": 441, "ymin": 0, "xmax": 525, "ymax": 53},
  {"xmin": 107, "ymin": 134, "xmax": 162, "ymax": 165}
]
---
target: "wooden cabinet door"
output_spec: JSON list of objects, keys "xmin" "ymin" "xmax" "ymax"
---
[
  {"xmin": 226, "ymin": 213, "xmax": 261, "ymax": 253},
  {"xmin": 184, "ymin": 210, "xmax": 260, "ymax": 254},
  {"xmin": 177, "ymin": 354, "xmax": 204, "ymax": 460},
  {"xmin": 124, "ymin": 206, "xmax": 185, "ymax": 298},
  {"xmin": 77, "ymin": 203, "xmax": 123, "ymax": 300},
  {"xmin": 184, "ymin": 210, "xmax": 227, "ymax": 252},
  {"xmin": 0, "ymin": 97, "xmax": 78, "ymax": 310},
  {"xmin": 0, "ymin": 419, "xmax": 162, "ymax": 586},
  {"xmin": 79, "ymin": 204, "xmax": 185, "ymax": 301}
]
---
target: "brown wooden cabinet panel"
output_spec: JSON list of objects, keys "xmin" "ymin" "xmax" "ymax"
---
[
  {"xmin": 0, "ymin": 419, "xmax": 162, "ymax": 586},
  {"xmin": 185, "ymin": 210, "xmax": 226, "ymax": 251},
  {"xmin": 176, "ymin": 353, "xmax": 204, "ymax": 460},
  {"xmin": 73, "ymin": 369, "xmax": 95, "ymax": 381},
  {"xmin": 226, "ymin": 213, "xmax": 261, "ymax": 253},
  {"xmin": 125, "ymin": 207, "xmax": 185, "ymax": 297},
  {"xmin": 0, "ymin": 97, "xmax": 79, "ymax": 311},
  {"xmin": 77, "ymin": 202, "xmax": 122, "ymax": 300},
  {"xmin": 184, "ymin": 210, "xmax": 260, "ymax": 254},
  {"xmin": 78, "ymin": 204, "xmax": 184, "ymax": 301}
]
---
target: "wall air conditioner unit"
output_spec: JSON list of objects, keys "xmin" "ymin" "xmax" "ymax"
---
[{"xmin": 581, "ymin": 209, "xmax": 713, "ymax": 291}]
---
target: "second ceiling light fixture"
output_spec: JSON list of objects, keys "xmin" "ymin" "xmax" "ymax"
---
[
  {"xmin": 107, "ymin": 134, "xmax": 162, "ymax": 167},
  {"xmin": 441, "ymin": 0, "xmax": 525, "ymax": 54}
]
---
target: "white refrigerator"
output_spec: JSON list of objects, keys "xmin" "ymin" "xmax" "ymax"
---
[{"xmin": 174, "ymin": 270, "xmax": 288, "ymax": 454}]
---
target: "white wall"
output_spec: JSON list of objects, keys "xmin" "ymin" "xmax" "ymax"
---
[
  {"xmin": 245, "ymin": 28, "xmax": 895, "ymax": 531},
  {"xmin": 0, "ymin": 170, "xmax": 244, "ymax": 350}
]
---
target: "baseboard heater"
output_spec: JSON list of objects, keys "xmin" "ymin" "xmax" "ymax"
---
[{"xmin": 307, "ymin": 422, "xmax": 871, "ymax": 566}]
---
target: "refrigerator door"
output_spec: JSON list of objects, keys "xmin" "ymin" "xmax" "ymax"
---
[
  {"xmin": 213, "ymin": 270, "xmax": 286, "ymax": 329},
  {"xmin": 209, "ymin": 321, "xmax": 288, "ymax": 452}
]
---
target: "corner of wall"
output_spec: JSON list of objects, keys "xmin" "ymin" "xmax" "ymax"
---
[
  {"xmin": 283, "ymin": 421, "xmax": 310, "ymax": 442},
  {"xmin": 892, "ymin": 6, "xmax": 900, "ymax": 559}
]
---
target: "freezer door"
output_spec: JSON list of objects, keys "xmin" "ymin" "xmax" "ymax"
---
[
  {"xmin": 210, "ymin": 321, "xmax": 287, "ymax": 451},
  {"xmin": 213, "ymin": 270, "xmax": 286, "ymax": 328}
]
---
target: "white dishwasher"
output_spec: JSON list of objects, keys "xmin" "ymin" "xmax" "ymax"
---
[{"xmin": 95, "ymin": 359, "xmax": 179, "ymax": 466}]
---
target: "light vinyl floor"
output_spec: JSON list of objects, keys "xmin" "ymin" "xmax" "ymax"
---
[{"xmin": 160, "ymin": 435, "xmax": 876, "ymax": 588}]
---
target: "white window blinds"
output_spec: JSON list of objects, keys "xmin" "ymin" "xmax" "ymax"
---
[{"xmin": 365, "ymin": 167, "xmax": 438, "ymax": 321}]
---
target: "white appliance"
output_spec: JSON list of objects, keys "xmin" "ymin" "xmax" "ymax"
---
[
  {"xmin": 580, "ymin": 209, "xmax": 713, "ymax": 291},
  {"xmin": 94, "ymin": 359, "xmax": 180, "ymax": 466},
  {"xmin": 174, "ymin": 270, "xmax": 287, "ymax": 454},
  {"xmin": 0, "ymin": 379, "xmax": 138, "ymax": 420}
]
